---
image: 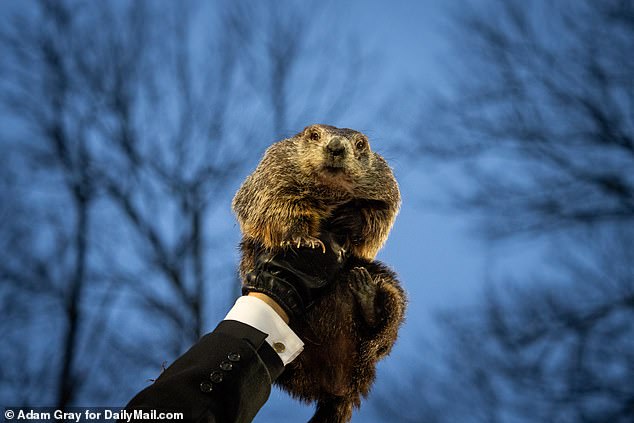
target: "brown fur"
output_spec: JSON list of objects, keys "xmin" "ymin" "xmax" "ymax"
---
[{"xmin": 233, "ymin": 124, "xmax": 406, "ymax": 423}]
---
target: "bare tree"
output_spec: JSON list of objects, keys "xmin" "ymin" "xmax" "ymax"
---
[
  {"xmin": 379, "ymin": 229, "xmax": 634, "ymax": 423},
  {"xmin": 378, "ymin": 1, "xmax": 634, "ymax": 421},
  {"xmin": 0, "ymin": 151, "xmax": 71, "ymax": 406},
  {"xmin": 228, "ymin": 0, "xmax": 372, "ymax": 139},
  {"xmin": 0, "ymin": 1, "xmax": 101, "ymax": 409},
  {"xmin": 410, "ymin": 0, "xmax": 634, "ymax": 238},
  {"xmin": 0, "ymin": 0, "xmax": 385, "ymax": 410}
]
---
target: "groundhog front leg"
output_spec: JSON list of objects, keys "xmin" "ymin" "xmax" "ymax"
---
[
  {"xmin": 280, "ymin": 208, "xmax": 326, "ymax": 252},
  {"xmin": 324, "ymin": 200, "xmax": 397, "ymax": 260},
  {"xmin": 348, "ymin": 267, "xmax": 379, "ymax": 327},
  {"xmin": 247, "ymin": 199, "xmax": 326, "ymax": 251}
]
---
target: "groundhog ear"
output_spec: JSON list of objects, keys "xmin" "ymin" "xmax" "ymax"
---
[
  {"xmin": 301, "ymin": 125, "xmax": 316, "ymax": 135},
  {"xmin": 302, "ymin": 125, "xmax": 321, "ymax": 141}
]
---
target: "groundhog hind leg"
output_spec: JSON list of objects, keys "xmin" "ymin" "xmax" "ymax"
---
[{"xmin": 308, "ymin": 397, "xmax": 354, "ymax": 423}]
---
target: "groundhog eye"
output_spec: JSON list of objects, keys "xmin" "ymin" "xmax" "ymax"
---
[
  {"xmin": 355, "ymin": 139, "xmax": 366, "ymax": 150},
  {"xmin": 309, "ymin": 131, "xmax": 320, "ymax": 141}
]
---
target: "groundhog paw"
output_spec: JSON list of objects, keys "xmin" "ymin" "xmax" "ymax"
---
[
  {"xmin": 349, "ymin": 267, "xmax": 379, "ymax": 327},
  {"xmin": 281, "ymin": 235, "xmax": 326, "ymax": 253}
]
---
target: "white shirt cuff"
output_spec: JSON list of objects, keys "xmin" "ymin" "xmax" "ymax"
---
[{"xmin": 224, "ymin": 296, "xmax": 304, "ymax": 365}]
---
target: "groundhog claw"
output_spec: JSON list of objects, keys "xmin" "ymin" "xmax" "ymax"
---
[{"xmin": 281, "ymin": 236, "xmax": 326, "ymax": 253}]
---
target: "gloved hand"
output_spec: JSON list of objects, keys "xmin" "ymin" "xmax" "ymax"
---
[{"xmin": 242, "ymin": 233, "xmax": 346, "ymax": 321}]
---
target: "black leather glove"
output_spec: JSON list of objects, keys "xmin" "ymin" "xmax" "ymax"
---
[{"xmin": 242, "ymin": 233, "xmax": 345, "ymax": 321}]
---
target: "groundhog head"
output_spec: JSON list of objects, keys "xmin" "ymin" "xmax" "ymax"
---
[{"xmin": 294, "ymin": 124, "xmax": 373, "ymax": 191}]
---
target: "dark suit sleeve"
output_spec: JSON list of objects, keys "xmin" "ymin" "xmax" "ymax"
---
[{"xmin": 124, "ymin": 320, "xmax": 285, "ymax": 423}]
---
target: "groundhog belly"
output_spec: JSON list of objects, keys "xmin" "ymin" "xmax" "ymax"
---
[{"xmin": 276, "ymin": 281, "xmax": 359, "ymax": 400}]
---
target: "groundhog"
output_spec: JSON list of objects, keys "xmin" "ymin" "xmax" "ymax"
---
[{"xmin": 232, "ymin": 124, "xmax": 406, "ymax": 423}]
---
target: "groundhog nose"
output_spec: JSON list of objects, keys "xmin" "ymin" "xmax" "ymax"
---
[{"xmin": 327, "ymin": 137, "xmax": 346, "ymax": 156}]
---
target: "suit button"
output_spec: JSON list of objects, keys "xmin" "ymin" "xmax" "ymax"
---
[
  {"xmin": 227, "ymin": 352, "xmax": 241, "ymax": 362},
  {"xmin": 210, "ymin": 371, "xmax": 224, "ymax": 383},
  {"xmin": 200, "ymin": 381, "xmax": 213, "ymax": 393},
  {"xmin": 219, "ymin": 361, "xmax": 233, "ymax": 371}
]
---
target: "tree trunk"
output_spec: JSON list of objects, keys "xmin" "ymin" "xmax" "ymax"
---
[{"xmin": 56, "ymin": 189, "xmax": 88, "ymax": 410}]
